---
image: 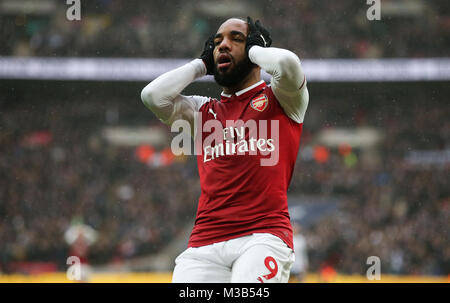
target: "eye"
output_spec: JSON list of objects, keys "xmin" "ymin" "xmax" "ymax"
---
[{"xmin": 214, "ymin": 40, "xmax": 221, "ymax": 46}]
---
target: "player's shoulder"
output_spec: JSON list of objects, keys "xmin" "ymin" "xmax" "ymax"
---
[
  {"xmin": 264, "ymin": 83, "xmax": 275, "ymax": 96},
  {"xmin": 197, "ymin": 96, "xmax": 220, "ymax": 111},
  {"xmin": 184, "ymin": 95, "xmax": 214, "ymax": 112},
  {"xmin": 259, "ymin": 84, "xmax": 280, "ymax": 107},
  {"xmin": 255, "ymin": 83, "xmax": 274, "ymax": 101}
]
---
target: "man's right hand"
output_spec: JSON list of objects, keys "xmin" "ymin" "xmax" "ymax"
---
[{"xmin": 200, "ymin": 34, "xmax": 215, "ymax": 75}]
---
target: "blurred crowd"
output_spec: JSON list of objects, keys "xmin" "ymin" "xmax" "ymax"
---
[
  {"xmin": 1, "ymin": 0, "xmax": 449, "ymax": 59},
  {"xmin": 290, "ymin": 90, "xmax": 450, "ymax": 276},
  {"xmin": 0, "ymin": 82, "xmax": 448, "ymax": 276},
  {"xmin": 0, "ymin": 97, "xmax": 201, "ymax": 269}
]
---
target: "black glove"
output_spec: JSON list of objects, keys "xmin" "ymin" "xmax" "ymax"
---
[
  {"xmin": 245, "ymin": 16, "xmax": 272, "ymax": 55},
  {"xmin": 200, "ymin": 34, "xmax": 215, "ymax": 75}
]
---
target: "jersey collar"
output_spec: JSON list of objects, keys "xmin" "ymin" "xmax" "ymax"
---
[{"xmin": 220, "ymin": 80, "xmax": 266, "ymax": 102}]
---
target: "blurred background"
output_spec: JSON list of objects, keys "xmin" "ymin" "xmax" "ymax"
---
[{"xmin": 0, "ymin": 0, "xmax": 449, "ymax": 282}]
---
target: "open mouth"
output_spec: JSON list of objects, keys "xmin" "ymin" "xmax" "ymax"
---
[{"xmin": 217, "ymin": 54, "xmax": 232, "ymax": 70}]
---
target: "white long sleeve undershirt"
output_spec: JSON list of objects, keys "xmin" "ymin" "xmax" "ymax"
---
[
  {"xmin": 141, "ymin": 46, "xmax": 309, "ymax": 126},
  {"xmin": 249, "ymin": 46, "xmax": 309, "ymax": 124}
]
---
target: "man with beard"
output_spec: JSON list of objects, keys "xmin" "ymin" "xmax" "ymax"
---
[{"xmin": 141, "ymin": 17, "xmax": 309, "ymax": 283}]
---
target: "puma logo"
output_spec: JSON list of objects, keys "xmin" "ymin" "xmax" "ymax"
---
[{"xmin": 208, "ymin": 108, "xmax": 217, "ymax": 119}]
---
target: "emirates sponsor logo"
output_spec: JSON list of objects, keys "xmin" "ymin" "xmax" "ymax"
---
[
  {"xmin": 201, "ymin": 119, "xmax": 278, "ymax": 166},
  {"xmin": 250, "ymin": 94, "xmax": 269, "ymax": 112},
  {"xmin": 170, "ymin": 116, "xmax": 280, "ymax": 167}
]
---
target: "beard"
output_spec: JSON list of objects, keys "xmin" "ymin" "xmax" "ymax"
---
[{"xmin": 213, "ymin": 55, "xmax": 256, "ymax": 88}]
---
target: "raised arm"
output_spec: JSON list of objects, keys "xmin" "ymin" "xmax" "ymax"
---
[
  {"xmin": 245, "ymin": 17, "xmax": 309, "ymax": 124},
  {"xmin": 248, "ymin": 46, "xmax": 309, "ymax": 123},
  {"xmin": 140, "ymin": 35, "xmax": 217, "ymax": 129},
  {"xmin": 140, "ymin": 58, "xmax": 209, "ymax": 127}
]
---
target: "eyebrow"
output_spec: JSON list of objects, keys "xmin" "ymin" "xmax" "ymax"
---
[{"xmin": 214, "ymin": 30, "xmax": 246, "ymax": 39}]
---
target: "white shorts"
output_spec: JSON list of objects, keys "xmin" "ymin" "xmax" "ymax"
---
[{"xmin": 172, "ymin": 233, "xmax": 295, "ymax": 283}]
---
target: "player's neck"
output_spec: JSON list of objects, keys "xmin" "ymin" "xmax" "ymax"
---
[{"xmin": 222, "ymin": 69, "xmax": 261, "ymax": 95}]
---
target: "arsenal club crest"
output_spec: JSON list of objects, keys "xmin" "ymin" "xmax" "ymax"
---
[{"xmin": 250, "ymin": 94, "xmax": 269, "ymax": 112}]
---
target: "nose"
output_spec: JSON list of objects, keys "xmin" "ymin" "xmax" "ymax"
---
[{"xmin": 217, "ymin": 37, "xmax": 232, "ymax": 52}]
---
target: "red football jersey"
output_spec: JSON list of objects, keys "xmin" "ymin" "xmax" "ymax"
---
[{"xmin": 189, "ymin": 81, "xmax": 303, "ymax": 249}]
